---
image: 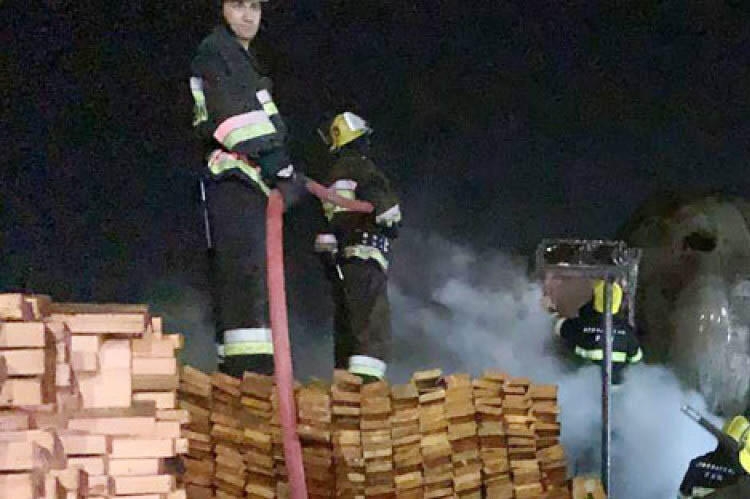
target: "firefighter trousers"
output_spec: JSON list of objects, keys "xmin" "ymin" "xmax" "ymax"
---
[
  {"xmin": 331, "ymin": 259, "xmax": 392, "ymax": 378},
  {"xmin": 206, "ymin": 177, "xmax": 274, "ymax": 377}
]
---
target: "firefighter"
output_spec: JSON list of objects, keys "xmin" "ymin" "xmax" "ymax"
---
[
  {"xmin": 552, "ymin": 280, "xmax": 643, "ymax": 384},
  {"xmin": 314, "ymin": 112, "xmax": 402, "ymax": 383},
  {"xmin": 189, "ymin": 0, "xmax": 305, "ymax": 377},
  {"xmin": 679, "ymin": 415, "xmax": 750, "ymax": 498}
]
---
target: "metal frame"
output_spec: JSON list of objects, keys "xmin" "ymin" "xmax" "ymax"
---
[{"xmin": 535, "ymin": 239, "xmax": 641, "ymax": 496}]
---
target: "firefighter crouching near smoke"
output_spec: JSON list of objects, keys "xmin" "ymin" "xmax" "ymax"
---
[
  {"xmin": 314, "ymin": 112, "xmax": 402, "ymax": 383},
  {"xmin": 679, "ymin": 416, "xmax": 750, "ymax": 498},
  {"xmin": 190, "ymin": 0, "xmax": 306, "ymax": 377},
  {"xmin": 550, "ymin": 280, "xmax": 643, "ymax": 384}
]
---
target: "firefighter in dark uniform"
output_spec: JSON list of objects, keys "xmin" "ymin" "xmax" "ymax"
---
[
  {"xmin": 552, "ymin": 280, "xmax": 643, "ymax": 384},
  {"xmin": 679, "ymin": 415, "xmax": 750, "ymax": 498},
  {"xmin": 314, "ymin": 112, "xmax": 401, "ymax": 382},
  {"xmin": 189, "ymin": 0, "xmax": 304, "ymax": 376}
]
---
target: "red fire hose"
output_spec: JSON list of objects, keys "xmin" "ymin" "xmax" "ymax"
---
[
  {"xmin": 266, "ymin": 190, "xmax": 306, "ymax": 498},
  {"xmin": 266, "ymin": 183, "xmax": 373, "ymax": 499}
]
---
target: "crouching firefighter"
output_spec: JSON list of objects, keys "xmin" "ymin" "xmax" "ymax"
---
[
  {"xmin": 679, "ymin": 407, "xmax": 750, "ymax": 498},
  {"xmin": 314, "ymin": 112, "xmax": 402, "ymax": 383},
  {"xmin": 190, "ymin": 0, "xmax": 306, "ymax": 376},
  {"xmin": 551, "ymin": 280, "xmax": 643, "ymax": 385}
]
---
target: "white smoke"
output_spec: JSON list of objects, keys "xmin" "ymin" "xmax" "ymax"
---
[{"xmin": 386, "ymin": 232, "xmax": 720, "ymax": 498}]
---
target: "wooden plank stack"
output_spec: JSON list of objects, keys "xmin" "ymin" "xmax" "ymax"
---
[
  {"xmin": 503, "ymin": 377, "xmax": 543, "ymax": 499},
  {"xmin": 413, "ymin": 369, "xmax": 452, "ymax": 499},
  {"xmin": 473, "ymin": 371, "xmax": 511, "ymax": 499},
  {"xmin": 209, "ymin": 372, "xmax": 248, "ymax": 499},
  {"xmin": 360, "ymin": 380, "xmax": 393, "ymax": 499},
  {"xmin": 297, "ymin": 383, "xmax": 334, "ymax": 498},
  {"xmin": 180, "ymin": 365, "xmax": 214, "ymax": 499},
  {"xmin": 331, "ymin": 370, "xmax": 364, "ymax": 499},
  {"xmin": 391, "ymin": 382, "xmax": 421, "ymax": 498},
  {"xmin": 444, "ymin": 374, "xmax": 481, "ymax": 499},
  {"xmin": 270, "ymin": 387, "xmax": 289, "ymax": 498},
  {"xmin": 529, "ymin": 385, "xmax": 569, "ymax": 498},
  {"xmin": 241, "ymin": 372, "xmax": 275, "ymax": 499},
  {"xmin": 0, "ymin": 296, "xmax": 56, "ymax": 407},
  {"xmin": 0, "ymin": 293, "xmax": 188, "ymax": 498}
]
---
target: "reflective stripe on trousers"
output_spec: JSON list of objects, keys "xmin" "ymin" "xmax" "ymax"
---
[
  {"xmin": 222, "ymin": 328, "xmax": 274, "ymax": 357},
  {"xmin": 348, "ymin": 354, "xmax": 387, "ymax": 379}
]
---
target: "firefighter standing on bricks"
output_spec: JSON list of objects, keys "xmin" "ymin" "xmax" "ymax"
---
[
  {"xmin": 189, "ymin": 0, "xmax": 305, "ymax": 376},
  {"xmin": 551, "ymin": 280, "xmax": 643, "ymax": 385},
  {"xmin": 315, "ymin": 112, "xmax": 402, "ymax": 383}
]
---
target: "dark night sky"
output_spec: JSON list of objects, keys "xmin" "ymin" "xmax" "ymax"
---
[{"xmin": 3, "ymin": 1, "xmax": 750, "ymax": 307}]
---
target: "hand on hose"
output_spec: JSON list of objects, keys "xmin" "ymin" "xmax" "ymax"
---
[
  {"xmin": 274, "ymin": 169, "xmax": 309, "ymax": 209},
  {"xmin": 256, "ymin": 149, "xmax": 309, "ymax": 208}
]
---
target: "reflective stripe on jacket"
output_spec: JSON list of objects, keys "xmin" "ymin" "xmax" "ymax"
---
[{"xmin": 190, "ymin": 25, "xmax": 287, "ymax": 162}]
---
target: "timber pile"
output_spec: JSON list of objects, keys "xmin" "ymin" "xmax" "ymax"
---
[
  {"xmin": 176, "ymin": 365, "xmax": 574, "ymax": 499},
  {"xmin": 361, "ymin": 381, "xmax": 393, "ymax": 498},
  {"xmin": 332, "ymin": 370, "xmax": 364, "ymax": 498},
  {"xmin": 0, "ymin": 292, "xmax": 187, "ymax": 498}
]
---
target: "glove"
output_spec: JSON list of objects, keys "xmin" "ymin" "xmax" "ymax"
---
[
  {"xmin": 256, "ymin": 148, "xmax": 292, "ymax": 181},
  {"xmin": 274, "ymin": 169, "xmax": 309, "ymax": 209}
]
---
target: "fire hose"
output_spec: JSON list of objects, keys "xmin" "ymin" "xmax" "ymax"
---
[{"xmin": 266, "ymin": 181, "xmax": 373, "ymax": 499}]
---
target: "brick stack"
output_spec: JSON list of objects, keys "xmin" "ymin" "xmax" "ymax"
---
[
  {"xmin": 391, "ymin": 382, "xmax": 421, "ymax": 498},
  {"xmin": 360, "ymin": 380, "xmax": 393, "ymax": 499},
  {"xmin": 444, "ymin": 374, "xmax": 481, "ymax": 499},
  {"xmin": 331, "ymin": 370, "xmax": 364, "ymax": 499}
]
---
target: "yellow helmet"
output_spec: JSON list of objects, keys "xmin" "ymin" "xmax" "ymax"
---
[
  {"xmin": 593, "ymin": 280, "xmax": 623, "ymax": 314},
  {"xmin": 723, "ymin": 416, "xmax": 750, "ymax": 472},
  {"xmin": 329, "ymin": 112, "xmax": 372, "ymax": 151}
]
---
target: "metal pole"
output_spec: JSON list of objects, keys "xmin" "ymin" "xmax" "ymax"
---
[
  {"xmin": 199, "ymin": 178, "xmax": 213, "ymax": 249},
  {"xmin": 601, "ymin": 277, "xmax": 614, "ymax": 495}
]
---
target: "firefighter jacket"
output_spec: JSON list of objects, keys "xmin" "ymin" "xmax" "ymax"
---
[
  {"xmin": 555, "ymin": 302, "xmax": 643, "ymax": 382},
  {"xmin": 190, "ymin": 25, "xmax": 288, "ymax": 183},
  {"xmin": 679, "ymin": 447, "xmax": 747, "ymax": 498},
  {"xmin": 321, "ymin": 149, "xmax": 401, "ymax": 272}
]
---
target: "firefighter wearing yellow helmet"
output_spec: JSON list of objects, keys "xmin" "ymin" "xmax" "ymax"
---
[
  {"xmin": 315, "ymin": 112, "xmax": 401, "ymax": 383},
  {"xmin": 328, "ymin": 112, "xmax": 373, "ymax": 152},
  {"xmin": 679, "ymin": 415, "xmax": 750, "ymax": 498},
  {"xmin": 552, "ymin": 280, "xmax": 643, "ymax": 384}
]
